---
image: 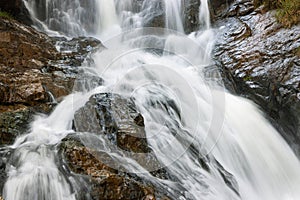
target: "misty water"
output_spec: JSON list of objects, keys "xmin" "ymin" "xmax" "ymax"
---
[{"xmin": 3, "ymin": 0, "xmax": 300, "ymax": 200}]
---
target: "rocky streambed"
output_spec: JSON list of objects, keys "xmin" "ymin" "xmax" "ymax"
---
[{"xmin": 0, "ymin": 0, "xmax": 299, "ymax": 199}]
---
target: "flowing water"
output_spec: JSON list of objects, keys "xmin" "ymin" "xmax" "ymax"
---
[{"xmin": 3, "ymin": 0, "xmax": 300, "ymax": 199}]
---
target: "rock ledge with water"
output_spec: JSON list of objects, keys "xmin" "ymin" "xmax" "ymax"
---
[
  {"xmin": 213, "ymin": 3, "xmax": 300, "ymax": 155},
  {"xmin": 0, "ymin": 16, "xmax": 102, "ymax": 146}
]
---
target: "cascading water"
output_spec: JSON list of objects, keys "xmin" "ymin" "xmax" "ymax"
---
[
  {"xmin": 4, "ymin": 0, "xmax": 300, "ymax": 199},
  {"xmin": 164, "ymin": 0, "xmax": 184, "ymax": 32}
]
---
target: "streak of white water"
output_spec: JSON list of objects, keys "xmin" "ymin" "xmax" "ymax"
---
[
  {"xmin": 96, "ymin": 0, "xmax": 121, "ymax": 40},
  {"xmin": 3, "ymin": 90, "xmax": 104, "ymax": 200},
  {"xmin": 199, "ymin": 0, "xmax": 211, "ymax": 29},
  {"xmin": 164, "ymin": 0, "xmax": 184, "ymax": 32},
  {"xmin": 7, "ymin": 0, "xmax": 300, "ymax": 200}
]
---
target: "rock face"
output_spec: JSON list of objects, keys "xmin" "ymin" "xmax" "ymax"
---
[
  {"xmin": 73, "ymin": 93, "xmax": 169, "ymax": 176},
  {"xmin": 74, "ymin": 93, "xmax": 150, "ymax": 153},
  {"xmin": 209, "ymin": 0, "xmax": 235, "ymax": 21},
  {"xmin": 65, "ymin": 92, "xmax": 240, "ymax": 199},
  {"xmin": 0, "ymin": 0, "xmax": 32, "ymax": 25},
  {"xmin": 0, "ymin": 17, "xmax": 102, "ymax": 146},
  {"xmin": 59, "ymin": 135, "xmax": 158, "ymax": 200},
  {"xmin": 60, "ymin": 93, "xmax": 175, "ymax": 199},
  {"xmin": 213, "ymin": 3, "xmax": 300, "ymax": 155}
]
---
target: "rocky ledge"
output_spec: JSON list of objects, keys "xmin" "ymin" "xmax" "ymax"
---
[
  {"xmin": 213, "ymin": 1, "xmax": 300, "ymax": 155},
  {"xmin": 55, "ymin": 92, "xmax": 239, "ymax": 199},
  {"xmin": 0, "ymin": 16, "xmax": 102, "ymax": 146}
]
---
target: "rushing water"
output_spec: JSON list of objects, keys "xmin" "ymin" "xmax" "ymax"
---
[{"xmin": 4, "ymin": 0, "xmax": 300, "ymax": 200}]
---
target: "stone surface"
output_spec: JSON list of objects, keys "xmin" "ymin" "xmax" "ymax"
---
[
  {"xmin": 74, "ymin": 93, "xmax": 170, "ymax": 177},
  {"xmin": 183, "ymin": 0, "xmax": 200, "ymax": 33},
  {"xmin": 0, "ymin": 0, "xmax": 32, "ymax": 25},
  {"xmin": 59, "ymin": 135, "xmax": 161, "ymax": 200},
  {"xmin": 0, "ymin": 16, "xmax": 102, "ymax": 146},
  {"xmin": 74, "ymin": 93, "xmax": 151, "ymax": 153},
  {"xmin": 71, "ymin": 93, "xmax": 240, "ymax": 198},
  {"xmin": 214, "ymin": 7, "xmax": 300, "ymax": 155}
]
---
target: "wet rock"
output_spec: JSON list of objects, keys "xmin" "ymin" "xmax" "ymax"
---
[
  {"xmin": 93, "ymin": 175, "xmax": 153, "ymax": 200},
  {"xmin": 0, "ymin": 17, "xmax": 103, "ymax": 146},
  {"xmin": 0, "ymin": 106, "xmax": 32, "ymax": 146},
  {"xmin": 183, "ymin": 0, "xmax": 200, "ymax": 33},
  {"xmin": 0, "ymin": 0, "xmax": 32, "ymax": 25},
  {"xmin": 0, "ymin": 148, "xmax": 11, "ymax": 196},
  {"xmin": 73, "ymin": 93, "xmax": 172, "ymax": 177},
  {"xmin": 74, "ymin": 93, "xmax": 151, "ymax": 153},
  {"xmin": 142, "ymin": 0, "xmax": 165, "ymax": 28},
  {"xmin": 209, "ymin": 0, "xmax": 235, "ymax": 21},
  {"xmin": 59, "ymin": 135, "xmax": 158, "ymax": 200},
  {"xmin": 209, "ymin": 0, "xmax": 255, "ymax": 22},
  {"xmin": 214, "ymin": 9, "xmax": 300, "ymax": 155},
  {"xmin": 52, "ymin": 36, "xmax": 103, "ymax": 67}
]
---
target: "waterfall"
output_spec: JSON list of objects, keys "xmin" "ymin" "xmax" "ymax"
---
[
  {"xmin": 164, "ymin": 0, "xmax": 184, "ymax": 32},
  {"xmin": 199, "ymin": 0, "xmax": 211, "ymax": 29},
  {"xmin": 5, "ymin": 0, "xmax": 300, "ymax": 199}
]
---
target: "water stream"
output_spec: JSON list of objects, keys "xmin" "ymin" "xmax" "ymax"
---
[{"xmin": 3, "ymin": 0, "xmax": 300, "ymax": 199}]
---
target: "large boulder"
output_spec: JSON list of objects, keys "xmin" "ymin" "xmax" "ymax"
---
[
  {"xmin": 214, "ymin": 6, "xmax": 300, "ymax": 155},
  {"xmin": 68, "ymin": 93, "xmax": 240, "ymax": 198},
  {"xmin": 73, "ymin": 93, "xmax": 168, "ymax": 174}
]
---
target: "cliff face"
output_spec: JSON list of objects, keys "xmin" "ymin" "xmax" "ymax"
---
[
  {"xmin": 212, "ymin": 0, "xmax": 300, "ymax": 155},
  {"xmin": 0, "ymin": 0, "xmax": 32, "ymax": 25}
]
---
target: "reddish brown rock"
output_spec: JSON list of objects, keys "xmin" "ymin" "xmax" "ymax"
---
[{"xmin": 0, "ymin": 16, "xmax": 101, "ymax": 146}]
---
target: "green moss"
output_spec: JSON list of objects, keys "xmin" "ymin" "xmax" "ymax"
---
[
  {"xmin": 295, "ymin": 47, "xmax": 300, "ymax": 57},
  {"xmin": 243, "ymin": 76, "xmax": 253, "ymax": 82},
  {"xmin": 0, "ymin": 11, "xmax": 13, "ymax": 19},
  {"xmin": 275, "ymin": 0, "xmax": 300, "ymax": 28},
  {"xmin": 254, "ymin": 0, "xmax": 300, "ymax": 28}
]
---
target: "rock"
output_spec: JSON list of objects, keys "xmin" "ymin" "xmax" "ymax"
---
[
  {"xmin": 183, "ymin": 0, "xmax": 200, "ymax": 33},
  {"xmin": 74, "ymin": 93, "xmax": 172, "ymax": 176},
  {"xmin": 0, "ymin": 0, "xmax": 32, "ymax": 25},
  {"xmin": 209, "ymin": 0, "xmax": 235, "ymax": 21},
  {"xmin": 74, "ymin": 93, "xmax": 151, "ymax": 153},
  {"xmin": 0, "ymin": 106, "xmax": 32, "ymax": 146},
  {"xmin": 142, "ymin": 0, "xmax": 165, "ymax": 28},
  {"xmin": 0, "ymin": 148, "xmax": 10, "ymax": 196},
  {"xmin": 93, "ymin": 175, "xmax": 153, "ymax": 200},
  {"xmin": 71, "ymin": 93, "xmax": 240, "ymax": 198},
  {"xmin": 208, "ymin": 0, "xmax": 255, "ymax": 22},
  {"xmin": 214, "ymin": 8, "xmax": 300, "ymax": 155},
  {"xmin": 59, "ymin": 135, "xmax": 159, "ymax": 200},
  {"xmin": 0, "ymin": 17, "xmax": 103, "ymax": 146}
]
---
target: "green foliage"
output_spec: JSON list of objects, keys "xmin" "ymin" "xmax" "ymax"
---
[
  {"xmin": 253, "ymin": 0, "xmax": 280, "ymax": 9},
  {"xmin": 0, "ymin": 11, "xmax": 13, "ymax": 19},
  {"xmin": 253, "ymin": 0, "xmax": 300, "ymax": 28},
  {"xmin": 276, "ymin": 0, "xmax": 300, "ymax": 28}
]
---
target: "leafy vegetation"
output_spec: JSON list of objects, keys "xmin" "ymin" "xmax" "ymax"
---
[
  {"xmin": 0, "ymin": 11, "xmax": 13, "ymax": 19},
  {"xmin": 254, "ymin": 0, "xmax": 300, "ymax": 28}
]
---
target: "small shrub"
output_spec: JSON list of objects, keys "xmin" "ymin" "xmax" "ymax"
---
[
  {"xmin": 253, "ymin": 0, "xmax": 281, "ymax": 9},
  {"xmin": 0, "ymin": 11, "xmax": 13, "ymax": 19},
  {"xmin": 276, "ymin": 0, "xmax": 300, "ymax": 28}
]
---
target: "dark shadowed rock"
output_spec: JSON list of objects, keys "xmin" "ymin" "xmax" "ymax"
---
[
  {"xmin": 183, "ymin": 0, "xmax": 200, "ymax": 33},
  {"xmin": 74, "ymin": 93, "xmax": 151, "ymax": 153},
  {"xmin": 0, "ymin": 149, "xmax": 9, "ymax": 196},
  {"xmin": 0, "ymin": 0, "xmax": 32, "ymax": 25}
]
